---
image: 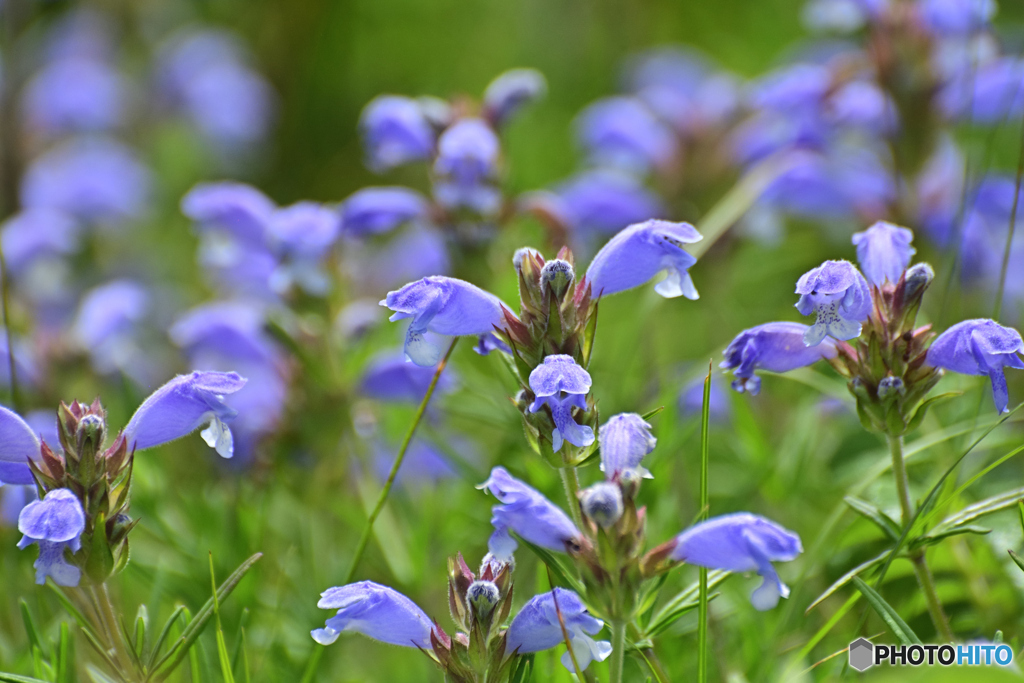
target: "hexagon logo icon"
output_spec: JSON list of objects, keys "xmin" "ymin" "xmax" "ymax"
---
[{"xmin": 849, "ymin": 638, "xmax": 874, "ymax": 672}]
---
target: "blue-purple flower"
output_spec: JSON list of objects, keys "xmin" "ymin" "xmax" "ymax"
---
[
  {"xmin": 311, "ymin": 580, "xmax": 434, "ymax": 647},
  {"xmin": 340, "ymin": 187, "xmax": 429, "ymax": 237},
  {"xmin": 432, "ymin": 118, "xmax": 501, "ymax": 215},
  {"xmin": 506, "ymin": 588, "xmax": 612, "ymax": 671},
  {"xmin": 670, "ymin": 512, "xmax": 802, "ymax": 610},
  {"xmin": 381, "ymin": 276, "xmax": 510, "ymax": 366},
  {"xmin": 575, "ymin": 96, "xmax": 677, "ymax": 174},
  {"xmin": 20, "ymin": 137, "xmax": 151, "ymax": 225},
  {"xmin": 0, "ymin": 209, "xmax": 79, "ymax": 278},
  {"xmin": 266, "ymin": 201, "xmax": 340, "ymax": 295},
  {"xmin": 586, "ymin": 219, "xmax": 702, "ymax": 299},
  {"xmin": 359, "ymin": 352, "xmax": 455, "ymax": 403},
  {"xmin": 479, "ymin": 466, "xmax": 581, "ymax": 560},
  {"xmin": 0, "ymin": 405, "xmax": 43, "ymax": 486},
  {"xmin": 123, "ymin": 371, "xmax": 247, "ymax": 458},
  {"xmin": 721, "ymin": 322, "xmax": 839, "ymax": 395},
  {"xmin": 72, "ymin": 280, "xmax": 151, "ymax": 380},
  {"xmin": 852, "ymin": 221, "xmax": 915, "ymax": 287},
  {"xmin": 928, "ymin": 319, "xmax": 1024, "ymax": 413},
  {"xmin": 22, "ymin": 56, "xmax": 126, "ymax": 136},
  {"xmin": 17, "ymin": 489, "xmax": 85, "ymax": 586},
  {"xmin": 360, "ymin": 96, "xmax": 435, "ymax": 172},
  {"xmin": 483, "ymin": 68, "xmax": 547, "ymax": 127},
  {"xmin": 795, "ymin": 260, "xmax": 872, "ymax": 345},
  {"xmin": 679, "ymin": 373, "xmax": 731, "ymax": 423},
  {"xmin": 599, "ymin": 413, "xmax": 656, "ymax": 478},
  {"xmin": 181, "ymin": 181, "xmax": 275, "ymax": 246},
  {"xmin": 528, "ymin": 355, "xmax": 595, "ymax": 451}
]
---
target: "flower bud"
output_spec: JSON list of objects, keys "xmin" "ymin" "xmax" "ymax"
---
[
  {"xmin": 76, "ymin": 413, "xmax": 106, "ymax": 453},
  {"xmin": 903, "ymin": 263, "xmax": 934, "ymax": 300},
  {"xmin": 540, "ymin": 259, "xmax": 575, "ymax": 299},
  {"xmin": 617, "ymin": 467, "xmax": 644, "ymax": 500},
  {"xmin": 877, "ymin": 376, "xmax": 905, "ymax": 400},
  {"xmin": 466, "ymin": 580, "xmax": 500, "ymax": 620},
  {"xmin": 581, "ymin": 482, "xmax": 624, "ymax": 528},
  {"xmin": 513, "ymin": 247, "xmax": 542, "ymax": 273}
]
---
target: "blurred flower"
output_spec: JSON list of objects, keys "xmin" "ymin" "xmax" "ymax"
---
[
  {"xmin": 171, "ymin": 301, "xmax": 279, "ymax": 365},
  {"xmin": 157, "ymin": 29, "xmax": 275, "ymax": 149},
  {"xmin": 72, "ymin": 279, "xmax": 150, "ymax": 380},
  {"xmin": 350, "ymin": 225, "xmax": 451, "ymax": 294},
  {"xmin": 381, "ymin": 276, "xmax": 509, "ymax": 366},
  {"xmin": 506, "ymin": 588, "xmax": 612, "ymax": 671},
  {"xmin": 20, "ymin": 136, "xmax": 151, "ymax": 225},
  {"xmin": 795, "ymin": 260, "xmax": 872, "ymax": 345},
  {"xmin": 528, "ymin": 355, "xmax": 595, "ymax": 451},
  {"xmin": 802, "ymin": 0, "xmax": 873, "ymax": 32},
  {"xmin": 359, "ymin": 95, "xmax": 435, "ymax": 172},
  {"xmin": 1, "ymin": 486, "xmax": 34, "ymax": 527},
  {"xmin": 21, "ymin": 56, "xmax": 126, "ymax": 136},
  {"xmin": 547, "ymin": 169, "xmax": 664, "ymax": 236},
  {"xmin": 373, "ymin": 438, "xmax": 459, "ymax": 486},
  {"xmin": 267, "ymin": 202, "xmax": 340, "ymax": 295},
  {"xmin": 0, "ymin": 209, "xmax": 79, "ymax": 278},
  {"xmin": 340, "ymin": 187, "xmax": 429, "ymax": 238},
  {"xmin": 627, "ymin": 47, "xmax": 739, "ymax": 137},
  {"xmin": 359, "ymin": 351, "xmax": 455, "ymax": 403},
  {"xmin": 599, "ymin": 413, "xmax": 656, "ymax": 478},
  {"xmin": 335, "ymin": 299, "xmax": 383, "ymax": 340},
  {"xmin": 669, "ymin": 512, "xmax": 802, "ymax": 610},
  {"xmin": 123, "ymin": 371, "xmax": 247, "ymax": 458},
  {"xmin": 182, "ymin": 181, "xmax": 275, "ymax": 246},
  {"xmin": 483, "ymin": 68, "xmax": 547, "ymax": 127},
  {"xmin": 721, "ymin": 321, "xmax": 839, "ymax": 395},
  {"xmin": 852, "ymin": 221, "xmax": 915, "ymax": 287},
  {"xmin": 915, "ymin": 136, "xmax": 964, "ymax": 246},
  {"xmin": 0, "ymin": 404, "xmax": 43, "ymax": 485},
  {"xmin": 940, "ymin": 57, "xmax": 1024, "ymax": 124},
  {"xmin": 311, "ymin": 580, "xmax": 434, "ymax": 647},
  {"xmin": 0, "ymin": 332, "xmax": 40, "ymax": 394},
  {"xmin": 918, "ymin": 0, "xmax": 995, "ymax": 37},
  {"xmin": 17, "ymin": 488, "xmax": 85, "ymax": 586},
  {"xmin": 432, "ymin": 118, "xmax": 501, "ymax": 215},
  {"xmin": 479, "ymin": 466, "xmax": 581, "ymax": 560},
  {"xmin": 679, "ymin": 373, "xmax": 731, "ymax": 423},
  {"xmin": 575, "ymin": 96, "xmax": 677, "ymax": 175},
  {"xmin": 586, "ymin": 219, "xmax": 702, "ymax": 299},
  {"xmin": 958, "ymin": 176, "xmax": 1024, "ymax": 308},
  {"xmin": 928, "ymin": 319, "xmax": 1024, "ymax": 413}
]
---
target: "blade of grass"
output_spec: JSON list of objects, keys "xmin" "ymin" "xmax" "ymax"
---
[
  {"xmin": 852, "ymin": 577, "xmax": 921, "ymax": 645},
  {"xmin": 209, "ymin": 553, "xmax": 236, "ymax": 683},
  {"xmin": 698, "ymin": 361, "xmax": 712, "ymax": 683},
  {"xmin": 342, "ymin": 337, "xmax": 458, "ymax": 584}
]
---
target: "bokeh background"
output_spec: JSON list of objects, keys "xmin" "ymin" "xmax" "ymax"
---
[{"xmin": 2, "ymin": 0, "xmax": 1024, "ymax": 681}]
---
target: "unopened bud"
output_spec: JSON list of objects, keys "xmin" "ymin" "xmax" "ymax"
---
[
  {"xmin": 581, "ymin": 482, "xmax": 624, "ymax": 528},
  {"xmin": 513, "ymin": 247, "xmax": 542, "ymax": 272},
  {"xmin": 902, "ymin": 263, "xmax": 934, "ymax": 305},
  {"xmin": 480, "ymin": 552, "xmax": 511, "ymax": 578},
  {"xmin": 617, "ymin": 467, "xmax": 644, "ymax": 500},
  {"xmin": 877, "ymin": 376, "xmax": 905, "ymax": 399},
  {"xmin": 540, "ymin": 259, "xmax": 574, "ymax": 298},
  {"xmin": 466, "ymin": 580, "xmax": 500, "ymax": 619}
]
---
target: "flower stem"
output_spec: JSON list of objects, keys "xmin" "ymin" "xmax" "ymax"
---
[
  {"xmin": 609, "ymin": 619, "xmax": 627, "ymax": 683},
  {"xmin": 558, "ymin": 465, "xmax": 583, "ymax": 529},
  {"xmin": 887, "ymin": 433, "xmax": 954, "ymax": 642},
  {"xmin": 343, "ymin": 338, "xmax": 458, "ymax": 584}
]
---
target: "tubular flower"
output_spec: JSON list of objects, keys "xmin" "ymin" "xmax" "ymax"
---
[
  {"xmin": 598, "ymin": 413, "xmax": 656, "ymax": 478},
  {"xmin": 479, "ymin": 466, "xmax": 580, "ymax": 561},
  {"xmin": 381, "ymin": 276, "xmax": 510, "ymax": 367},
  {"xmin": 17, "ymin": 489, "xmax": 85, "ymax": 586},
  {"xmin": 506, "ymin": 588, "xmax": 612, "ymax": 671},
  {"xmin": 794, "ymin": 260, "xmax": 871, "ymax": 345},
  {"xmin": 311, "ymin": 581, "xmax": 434, "ymax": 648},
  {"xmin": 721, "ymin": 322, "xmax": 839, "ymax": 395},
  {"xmin": 928, "ymin": 319, "xmax": 1024, "ymax": 413},
  {"xmin": 528, "ymin": 355, "xmax": 595, "ymax": 451},
  {"xmin": 586, "ymin": 219, "xmax": 702, "ymax": 299},
  {"xmin": 851, "ymin": 221, "xmax": 915, "ymax": 287}
]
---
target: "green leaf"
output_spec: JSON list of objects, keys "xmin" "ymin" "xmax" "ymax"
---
[
  {"xmin": 844, "ymin": 497, "xmax": 901, "ymax": 542},
  {"xmin": 1008, "ymin": 549, "xmax": 1024, "ymax": 574},
  {"xmin": 905, "ymin": 392, "xmax": 961, "ymax": 434},
  {"xmin": 851, "ymin": 577, "xmax": 922, "ymax": 645},
  {"xmin": 146, "ymin": 605, "xmax": 185, "ymax": 669},
  {"xmin": 19, "ymin": 601, "xmax": 45, "ymax": 660},
  {"xmin": 209, "ymin": 553, "xmax": 237, "ymax": 683},
  {"xmin": 508, "ymin": 654, "xmax": 534, "ymax": 683},
  {"xmin": 57, "ymin": 621, "xmax": 72, "ymax": 683},
  {"xmin": 932, "ymin": 486, "xmax": 1024, "ymax": 534},
  {"xmin": 806, "ymin": 550, "xmax": 891, "ymax": 613},
  {"xmin": 84, "ymin": 666, "xmax": 119, "ymax": 683},
  {"xmin": 911, "ymin": 524, "xmax": 991, "ymax": 550},
  {"xmin": 150, "ymin": 552, "xmax": 262, "ymax": 682},
  {"xmin": 517, "ymin": 538, "xmax": 584, "ymax": 595},
  {"xmin": 0, "ymin": 674, "xmax": 52, "ymax": 683},
  {"xmin": 643, "ymin": 570, "xmax": 730, "ymax": 637}
]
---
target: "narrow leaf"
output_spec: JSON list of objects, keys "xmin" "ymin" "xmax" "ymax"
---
[
  {"xmin": 806, "ymin": 550, "xmax": 891, "ymax": 613},
  {"xmin": 517, "ymin": 538, "xmax": 584, "ymax": 595},
  {"xmin": 844, "ymin": 497, "xmax": 901, "ymax": 542},
  {"xmin": 852, "ymin": 577, "xmax": 922, "ymax": 645}
]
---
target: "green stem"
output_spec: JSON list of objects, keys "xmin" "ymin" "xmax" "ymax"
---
[
  {"xmin": 887, "ymin": 433, "xmax": 954, "ymax": 642},
  {"xmin": 609, "ymin": 619, "xmax": 627, "ymax": 683},
  {"xmin": 89, "ymin": 584, "xmax": 133, "ymax": 680},
  {"xmin": 697, "ymin": 365, "xmax": 712, "ymax": 683},
  {"xmin": 343, "ymin": 338, "xmax": 458, "ymax": 584},
  {"xmin": 558, "ymin": 465, "xmax": 583, "ymax": 529}
]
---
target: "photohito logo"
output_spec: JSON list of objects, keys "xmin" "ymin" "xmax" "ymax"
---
[{"xmin": 848, "ymin": 638, "xmax": 1014, "ymax": 671}]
